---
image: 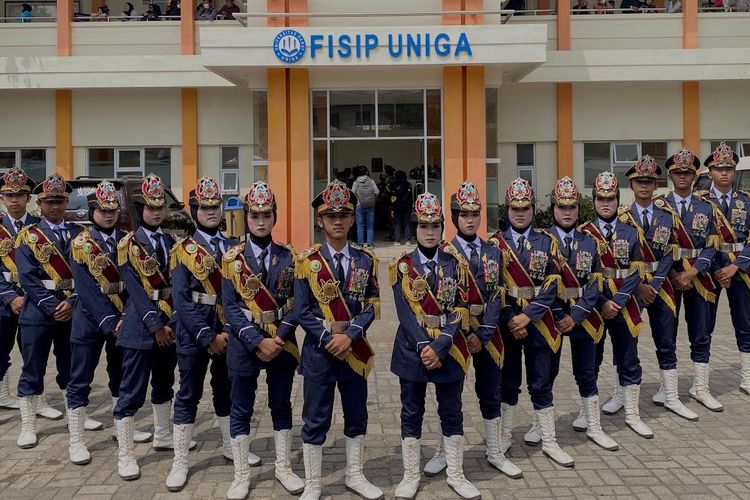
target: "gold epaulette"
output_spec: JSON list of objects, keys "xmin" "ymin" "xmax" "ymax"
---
[
  {"xmin": 693, "ymin": 189, "xmax": 709, "ymax": 199},
  {"xmin": 279, "ymin": 242, "xmax": 297, "ymax": 259},
  {"xmin": 294, "ymin": 244, "xmax": 321, "ymax": 279},
  {"xmin": 168, "ymin": 236, "xmax": 189, "ymax": 271},
  {"xmin": 116, "ymin": 232, "xmax": 135, "ymax": 266},
  {"xmin": 388, "ymin": 251, "xmax": 409, "ymax": 286},
  {"xmin": 14, "ymin": 225, "xmax": 30, "ymax": 248},
  {"xmin": 221, "ymin": 243, "xmax": 244, "ymax": 276},
  {"xmin": 70, "ymin": 230, "xmax": 94, "ymax": 264},
  {"xmin": 617, "ymin": 204, "xmax": 631, "ymax": 216}
]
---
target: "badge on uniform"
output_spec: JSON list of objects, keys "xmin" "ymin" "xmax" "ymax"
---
[
  {"xmin": 691, "ymin": 213, "xmax": 708, "ymax": 237},
  {"xmin": 731, "ymin": 208, "xmax": 747, "ymax": 231},
  {"xmin": 349, "ymin": 268, "xmax": 370, "ymax": 301},
  {"xmin": 575, "ymin": 251, "xmax": 593, "ymax": 279},
  {"xmin": 436, "ymin": 276, "xmax": 458, "ymax": 310},
  {"xmin": 484, "ymin": 257, "xmax": 500, "ymax": 290},
  {"xmin": 276, "ymin": 266, "xmax": 294, "ymax": 298},
  {"xmin": 529, "ymin": 250, "xmax": 548, "ymax": 280},
  {"xmin": 652, "ymin": 226, "xmax": 671, "ymax": 248},
  {"xmin": 612, "ymin": 239, "xmax": 630, "ymax": 265}
]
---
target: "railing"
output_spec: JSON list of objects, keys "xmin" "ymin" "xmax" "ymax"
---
[
  {"xmin": 0, "ymin": 17, "xmax": 56, "ymax": 23},
  {"xmin": 232, "ymin": 9, "xmax": 517, "ymax": 26}
]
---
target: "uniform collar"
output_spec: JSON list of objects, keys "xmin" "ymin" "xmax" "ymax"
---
[
  {"xmin": 195, "ymin": 228, "xmax": 224, "ymax": 246},
  {"xmin": 417, "ymin": 247, "xmax": 439, "ymax": 266},
  {"xmin": 141, "ymin": 226, "xmax": 164, "ymax": 239},
  {"xmin": 325, "ymin": 242, "xmax": 351, "ymax": 261},
  {"xmin": 712, "ymin": 184, "xmax": 732, "ymax": 201},
  {"xmin": 634, "ymin": 202, "xmax": 654, "ymax": 217},
  {"xmin": 555, "ymin": 225, "xmax": 575, "ymax": 241},
  {"xmin": 672, "ymin": 192, "xmax": 692, "ymax": 206},
  {"xmin": 455, "ymin": 234, "xmax": 482, "ymax": 254}
]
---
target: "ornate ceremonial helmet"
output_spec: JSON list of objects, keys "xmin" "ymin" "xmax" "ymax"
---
[
  {"xmin": 133, "ymin": 173, "xmax": 166, "ymax": 207},
  {"xmin": 450, "ymin": 180, "xmax": 482, "ymax": 212},
  {"xmin": 312, "ymin": 179, "xmax": 357, "ymax": 215},
  {"xmin": 189, "ymin": 176, "xmax": 222, "ymax": 208},
  {"xmin": 0, "ymin": 167, "xmax": 35, "ymax": 194},
  {"xmin": 505, "ymin": 177, "xmax": 535, "ymax": 208},
  {"xmin": 704, "ymin": 141, "xmax": 739, "ymax": 169},
  {"xmin": 87, "ymin": 180, "xmax": 120, "ymax": 210},
  {"xmin": 625, "ymin": 155, "xmax": 662, "ymax": 180},
  {"xmin": 244, "ymin": 181, "xmax": 276, "ymax": 213},
  {"xmin": 33, "ymin": 174, "xmax": 72, "ymax": 201},
  {"xmin": 592, "ymin": 171, "xmax": 619, "ymax": 199},
  {"xmin": 665, "ymin": 147, "xmax": 701, "ymax": 173},
  {"xmin": 413, "ymin": 192, "xmax": 443, "ymax": 223},
  {"xmin": 550, "ymin": 176, "xmax": 580, "ymax": 207}
]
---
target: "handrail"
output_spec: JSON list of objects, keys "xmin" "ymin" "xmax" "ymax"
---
[
  {"xmin": 232, "ymin": 10, "xmax": 517, "ymax": 27},
  {"xmin": 0, "ymin": 17, "xmax": 57, "ymax": 21}
]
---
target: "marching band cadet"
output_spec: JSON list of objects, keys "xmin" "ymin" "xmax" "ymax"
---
[
  {"xmin": 221, "ymin": 181, "xmax": 303, "ymax": 499},
  {"xmin": 15, "ymin": 174, "xmax": 84, "ymax": 448},
  {"xmin": 623, "ymin": 156, "xmax": 697, "ymax": 421},
  {"xmin": 67, "ymin": 181, "xmax": 144, "ymax": 465},
  {"xmin": 488, "ymin": 178, "xmax": 573, "ymax": 468},
  {"xmin": 0, "ymin": 168, "xmax": 39, "ymax": 410},
  {"xmin": 293, "ymin": 179, "xmax": 382, "ymax": 500},
  {"xmin": 421, "ymin": 181, "xmax": 521, "ymax": 480},
  {"xmin": 166, "ymin": 177, "xmax": 239, "ymax": 491},
  {"xmin": 663, "ymin": 149, "xmax": 722, "ymax": 412},
  {"xmin": 581, "ymin": 172, "xmax": 652, "ymax": 438},
  {"xmin": 546, "ymin": 177, "xmax": 618, "ymax": 451},
  {"xmin": 113, "ymin": 174, "xmax": 183, "ymax": 480},
  {"xmin": 390, "ymin": 192, "xmax": 481, "ymax": 500},
  {"xmin": 701, "ymin": 143, "xmax": 750, "ymax": 397}
]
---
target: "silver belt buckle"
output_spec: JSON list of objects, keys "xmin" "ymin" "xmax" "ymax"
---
[
  {"xmin": 191, "ymin": 291, "xmax": 217, "ymax": 305},
  {"xmin": 720, "ymin": 242, "xmax": 744, "ymax": 253},
  {"xmin": 648, "ymin": 262, "xmax": 659, "ymax": 272},
  {"xmin": 56, "ymin": 279, "xmax": 74, "ymax": 291},
  {"xmin": 151, "ymin": 288, "xmax": 171, "ymax": 301},
  {"xmin": 676, "ymin": 248, "xmax": 700, "ymax": 259},
  {"xmin": 562, "ymin": 287, "xmax": 582, "ymax": 300},
  {"xmin": 509, "ymin": 286, "xmax": 538, "ymax": 300},
  {"xmin": 101, "ymin": 282, "xmax": 124, "ymax": 294},
  {"xmin": 603, "ymin": 268, "xmax": 629, "ymax": 279},
  {"xmin": 2, "ymin": 271, "xmax": 12, "ymax": 283},
  {"xmin": 260, "ymin": 310, "xmax": 277, "ymax": 324},
  {"xmin": 421, "ymin": 314, "xmax": 443, "ymax": 329},
  {"xmin": 469, "ymin": 304, "xmax": 485, "ymax": 316}
]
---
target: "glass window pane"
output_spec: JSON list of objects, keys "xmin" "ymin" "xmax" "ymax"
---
[
  {"xmin": 485, "ymin": 88, "xmax": 498, "ymax": 159},
  {"xmin": 642, "ymin": 142, "xmax": 669, "ymax": 187},
  {"xmin": 221, "ymin": 146, "xmax": 239, "ymax": 169},
  {"xmin": 222, "ymin": 171, "xmax": 239, "ymax": 194},
  {"xmin": 145, "ymin": 148, "xmax": 171, "ymax": 186},
  {"xmin": 518, "ymin": 168, "xmax": 534, "ymax": 187},
  {"xmin": 517, "ymin": 143, "xmax": 534, "ymax": 166},
  {"xmin": 253, "ymin": 162, "xmax": 268, "ymax": 182},
  {"xmin": 427, "ymin": 89, "xmax": 441, "ymax": 137},
  {"xmin": 486, "ymin": 162, "xmax": 499, "ymax": 232},
  {"xmin": 119, "ymin": 150, "xmax": 141, "ymax": 170},
  {"xmin": 741, "ymin": 143, "xmax": 750, "ymax": 157},
  {"xmin": 427, "ymin": 139, "xmax": 442, "ymax": 203},
  {"xmin": 613, "ymin": 143, "xmax": 638, "ymax": 163},
  {"xmin": 0, "ymin": 151, "xmax": 16, "ymax": 170},
  {"xmin": 312, "ymin": 91, "xmax": 328, "ymax": 138},
  {"xmin": 584, "ymin": 142, "xmax": 611, "ymax": 188},
  {"xmin": 329, "ymin": 90, "xmax": 375, "ymax": 138},
  {"xmin": 313, "ymin": 140, "xmax": 329, "ymax": 243},
  {"xmin": 20, "ymin": 149, "xmax": 46, "ymax": 183},
  {"xmin": 378, "ymin": 90, "xmax": 424, "ymax": 138},
  {"xmin": 88, "ymin": 148, "xmax": 115, "ymax": 178},
  {"xmin": 252, "ymin": 91, "xmax": 268, "ymax": 161}
]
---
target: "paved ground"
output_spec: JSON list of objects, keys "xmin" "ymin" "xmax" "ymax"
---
[{"xmin": 2, "ymin": 244, "xmax": 750, "ymax": 499}]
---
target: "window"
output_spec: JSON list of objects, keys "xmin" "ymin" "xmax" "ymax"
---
[
  {"xmin": 517, "ymin": 143, "xmax": 536, "ymax": 188},
  {"xmin": 710, "ymin": 140, "xmax": 749, "ymax": 157},
  {"xmin": 252, "ymin": 91, "xmax": 268, "ymax": 182},
  {"xmin": 87, "ymin": 147, "xmax": 172, "ymax": 185},
  {"xmin": 0, "ymin": 149, "xmax": 46, "ymax": 183},
  {"xmin": 220, "ymin": 146, "xmax": 239, "ymax": 195},
  {"xmin": 584, "ymin": 142, "xmax": 669, "ymax": 188}
]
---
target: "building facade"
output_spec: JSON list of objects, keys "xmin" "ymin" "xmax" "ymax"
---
[{"xmin": 1, "ymin": 0, "xmax": 749, "ymax": 246}]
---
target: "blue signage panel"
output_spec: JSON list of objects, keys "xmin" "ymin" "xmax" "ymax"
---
[{"xmin": 273, "ymin": 29, "xmax": 472, "ymax": 63}]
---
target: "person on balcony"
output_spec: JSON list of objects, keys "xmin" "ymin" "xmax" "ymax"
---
[
  {"xmin": 196, "ymin": 0, "xmax": 218, "ymax": 20},
  {"xmin": 15, "ymin": 3, "xmax": 32, "ymax": 23},
  {"xmin": 572, "ymin": 0, "xmax": 591, "ymax": 14},
  {"xmin": 121, "ymin": 2, "xmax": 138, "ymax": 20},
  {"xmin": 164, "ymin": 0, "xmax": 181, "ymax": 19},
  {"xmin": 218, "ymin": 0, "xmax": 240, "ymax": 20}
]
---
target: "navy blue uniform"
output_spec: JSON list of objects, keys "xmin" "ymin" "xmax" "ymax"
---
[
  {"xmin": 67, "ymin": 228, "xmax": 127, "ymax": 409},
  {"xmin": 550, "ymin": 227, "xmax": 604, "ymax": 398},
  {"xmin": 390, "ymin": 247, "xmax": 467, "ymax": 439},
  {"xmin": 703, "ymin": 189, "xmax": 750, "ymax": 353},
  {"xmin": 448, "ymin": 236, "xmax": 503, "ymax": 420},
  {"xmin": 294, "ymin": 243, "xmax": 378, "ymax": 446},
  {"xmin": 628, "ymin": 202, "xmax": 677, "ymax": 370},
  {"xmin": 664, "ymin": 193, "xmax": 717, "ymax": 364},
  {"xmin": 16, "ymin": 220, "xmax": 83, "ymax": 396},
  {"xmin": 222, "ymin": 241, "xmax": 298, "ymax": 438},
  {"xmin": 0, "ymin": 213, "xmax": 39, "ymax": 382},
  {"xmin": 490, "ymin": 228, "xmax": 561, "ymax": 410},
  {"xmin": 582, "ymin": 218, "xmax": 644, "ymax": 386},
  {"xmin": 113, "ymin": 227, "xmax": 177, "ymax": 419},
  {"xmin": 170, "ymin": 232, "xmax": 238, "ymax": 425}
]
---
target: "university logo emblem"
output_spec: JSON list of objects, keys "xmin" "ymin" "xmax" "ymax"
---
[{"xmin": 273, "ymin": 29, "xmax": 306, "ymax": 63}]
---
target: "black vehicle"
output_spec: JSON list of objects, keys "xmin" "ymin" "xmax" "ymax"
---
[
  {"xmin": 695, "ymin": 167, "xmax": 750, "ymax": 193},
  {"xmin": 64, "ymin": 177, "xmax": 195, "ymax": 236}
]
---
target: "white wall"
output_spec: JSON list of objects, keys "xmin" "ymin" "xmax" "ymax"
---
[
  {"xmin": 700, "ymin": 81, "xmax": 750, "ymax": 143},
  {"xmin": 72, "ymin": 23, "xmax": 182, "ymax": 56},
  {"xmin": 0, "ymin": 90, "xmax": 55, "ymax": 147},
  {"xmin": 197, "ymin": 87, "xmax": 253, "ymax": 144},
  {"xmin": 497, "ymin": 141, "xmax": 556, "ymax": 208},
  {"xmin": 72, "ymin": 89, "xmax": 181, "ymax": 146},
  {"xmin": 571, "ymin": 14, "xmax": 682, "ymax": 50},
  {"xmin": 0, "ymin": 24, "xmax": 56, "ymax": 57},
  {"xmin": 699, "ymin": 13, "xmax": 750, "ymax": 49},
  {"xmin": 496, "ymin": 83, "xmax": 556, "ymax": 143},
  {"xmin": 572, "ymin": 82, "xmax": 682, "ymax": 141}
]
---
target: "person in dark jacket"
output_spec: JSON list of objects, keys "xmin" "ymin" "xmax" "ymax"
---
[{"xmin": 387, "ymin": 170, "xmax": 414, "ymax": 245}]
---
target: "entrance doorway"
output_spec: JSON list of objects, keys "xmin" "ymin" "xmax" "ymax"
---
[{"xmin": 311, "ymin": 89, "xmax": 442, "ymax": 244}]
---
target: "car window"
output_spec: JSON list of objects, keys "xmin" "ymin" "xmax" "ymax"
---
[
  {"xmin": 738, "ymin": 171, "xmax": 750, "ymax": 192},
  {"xmin": 67, "ymin": 185, "xmax": 98, "ymax": 210},
  {"xmin": 694, "ymin": 174, "xmax": 712, "ymax": 192}
]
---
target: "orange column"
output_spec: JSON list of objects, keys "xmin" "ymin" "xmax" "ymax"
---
[
  {"xmin": 55, "ymin": 90, "xmax": 73, "ymax": 178},
  {"xmin": 181, "ymin": 89, "xmax": 198, "ymax": 204},
  {"xmin": 683, "ymin": 82, "xmax": 700, "ymax": 154},
  {"xmin": 557, "ymin": 0, "xmax": 571, "ymax": 51},
  {"xmin": 181, "ymin": 4, "xmax": 196, "ymax": 55},
  {"xmin": 267, "ymin": 69, "xmax": 290, "ymax": 243},
  {"xmin": 443, "ymin": 66, "xmax": 465, "ymax": 241},
  {"xmin": 683, "ymin": 0, "xmax": 699, "ymax": 49},
  {"xmin": 465, "ymin": 66, "xmax": 487, "ymax": 238},
  {"xmin": 557, "ymin": 84, "xmax": 574, "ymax": 178},
  {"xmin": 57, "ymin": 0, "xmax": 72, "ymax": 56},
  {"xmin": 289, "ymin": 69, "xmax": 311, "ymax": 248}
]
